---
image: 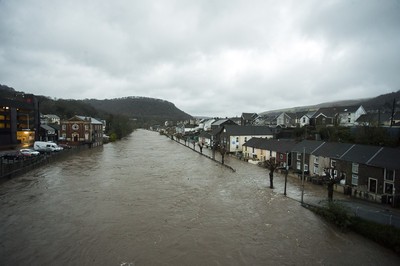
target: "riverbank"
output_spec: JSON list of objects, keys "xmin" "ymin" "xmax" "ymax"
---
[
  {"xmin": 0, "ymin": 145, "xmax": 96, "ymax": 180},
  {"xmin": 164, "ymin": 133, "xmax": 236, "ymax": 172}
]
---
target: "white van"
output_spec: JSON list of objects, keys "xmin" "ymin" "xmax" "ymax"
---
[{"xmin": 33, "ymin": 141, "xmax": 63, "ymax": 152}]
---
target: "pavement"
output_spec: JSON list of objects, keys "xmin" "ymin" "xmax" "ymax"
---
[{"xmin": 300, "ymin": 190, "xmax": 400, "ymax": 228}]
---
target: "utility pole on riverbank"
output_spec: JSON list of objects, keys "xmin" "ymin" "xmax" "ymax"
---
[{"xmin": 301, "ymin": 147, "xmax": 305, "ymax": 204}]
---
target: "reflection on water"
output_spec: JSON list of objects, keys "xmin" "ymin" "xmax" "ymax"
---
[{"xmin": 0, "ymin": 129, "xmax": 399, "ymax": 265}]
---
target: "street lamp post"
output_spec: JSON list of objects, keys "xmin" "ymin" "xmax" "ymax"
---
[
  {"xmin": 393, "ymin": 187, "xmax": 396, "ymax": 208},
  {"xmin": 301, "ymin": 147, "xmax": 305, "ymax": 204},
  {"xmin": 284, "ymin": 165, "xmax": 288, "ymax": 196}
]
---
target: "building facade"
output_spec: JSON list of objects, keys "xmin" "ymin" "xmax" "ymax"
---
[{"xmin": 60, "ymin": 115, "xmax": 103, "ymax": 147}]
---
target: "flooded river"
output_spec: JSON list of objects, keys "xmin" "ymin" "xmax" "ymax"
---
[{"xmin": 1, "ymin": 129, "xmax": 399, "ymax": 265}]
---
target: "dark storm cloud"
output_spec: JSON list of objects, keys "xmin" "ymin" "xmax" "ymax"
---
[{"xmin": 0, "ymin": 0, "xmax": 399, "ymax": 117}]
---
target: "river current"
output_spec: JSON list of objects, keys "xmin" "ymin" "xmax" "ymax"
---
[{"xmin": 0, "ymin": 129, "xmax": 399, "ymax": 265}]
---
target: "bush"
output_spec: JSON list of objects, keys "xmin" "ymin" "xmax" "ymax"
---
[
  {"xmin": 109, "ymin": 133, "xmax": 118, "ymax": 142},
  {"xmin": 315, "ymin": 202, "xmax": 353, "ymax": 230},
  {"xmin": 309, "ymin": 202, "xmax": 400, "ymax": 254}
]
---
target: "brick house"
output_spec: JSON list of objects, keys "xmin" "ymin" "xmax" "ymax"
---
[{"xmin": 60, "ymin": 115, "xmax": 103, "ymax": 147}]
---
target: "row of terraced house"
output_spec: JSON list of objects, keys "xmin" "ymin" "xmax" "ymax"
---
[
  {"xmin": 242, "ymin": 138, "xmax": 399, "ymax": 205},
  {"xmin": 192, "ymin": 115, "xmax": 400, "ymax": 207}
]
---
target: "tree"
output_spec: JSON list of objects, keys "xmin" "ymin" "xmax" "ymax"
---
[
  {"xmin": 219, "ymin": 145, "xmax": 226, "ymax": 165},
  {"xmin": 198, "ymin": 142, "xmax": 204, "ymax": 154},
  {"xmin": 263, "ymin": 157, "xmax": 279, "ymax": 189}
]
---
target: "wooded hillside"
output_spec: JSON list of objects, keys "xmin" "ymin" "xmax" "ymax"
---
[{"xmin": 85, "ymin": 97, "xmax": 192, "ymax": 121}]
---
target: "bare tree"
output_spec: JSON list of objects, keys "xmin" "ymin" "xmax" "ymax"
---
[
  {"xmin": 263, "ymin": 157, "xmax": 279, "ymax": 189},
  {"xmin": 198, "ymin": 142, "xmax": 204, "ymax": 154},
  {"xmin": 219, "ymin": 145, "xmax": 227, "ymax": 165}
]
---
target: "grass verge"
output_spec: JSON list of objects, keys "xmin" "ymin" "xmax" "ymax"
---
[{"xmin": 306, "ymin": 201, "xmax": 400, "ymax": 255}]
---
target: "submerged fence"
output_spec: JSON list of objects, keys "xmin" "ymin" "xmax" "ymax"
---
[{"xmin": 0, "ymin": 146, "xmax": 89, "ymax": 179}]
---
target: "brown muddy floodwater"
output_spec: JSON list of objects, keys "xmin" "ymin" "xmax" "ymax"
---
[{"xmin": 0, "ymin": 129, "xmax": 399, "ymax": 265}]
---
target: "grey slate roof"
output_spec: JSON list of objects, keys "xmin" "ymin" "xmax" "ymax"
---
[
  {"xmin": 311, "ymin": 142, "xmax": 354, "ymax": 159},
  {"xmin": 339, "ymin": 144, "xmax": 382, "ymax": 164},
  {"xmin": 75, "ymin": 115, "xmax": 103, "ymax": 125},
  {"xmin": 356, "ymin": 113, "xmax": 391, "ymax": 123},
  {"xmin": 242, "ymin": 137, "xmax": 265, "ymax": 148},
  {"xmin": 242, "ymin": 113, "xmax": 258, "ymax": 120},
  {"xmin": 260, "ymin": 139, "xmax": 297, "ymax": 153},
  {"xmin": 291, "ymin": 140, "xmax": 325, "ymax": 154},
  {"xmin": 40, "ymin": 124, "xmax": 56, "ymax": 133},
  {"xmin": 367, "ymin": 147, "xmax": 400, "ymax": 170},
  {"xmin": 212, "ymin": 119, "xmax": 237, "ymax": 127}
]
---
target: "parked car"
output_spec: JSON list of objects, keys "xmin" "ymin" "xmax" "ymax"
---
[
  {"xmin": 33, "ymin": 141, "xmax": 63, "ymax": 152},
  {"xmin": 20, "ymin": 149, "xmax": 40, "ymax": 156},
  {"xmin": 3, "ymin": 152, "xmax": 24, "ymax": 161},
  {"xmin": 58, "ymin": 143, "xmax": 72, "ymax": 149}
]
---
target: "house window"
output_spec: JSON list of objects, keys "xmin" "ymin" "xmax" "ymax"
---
[
  {"xmin": 314, "ymin": 157, "xmax": 319, "ymax": 164},
  {"xmin": 302, "ymin": 117, "xmax": 306, "ymax": 123},
  {"xmin": 368, "ymin": 178, "xmax": 377, "ymax": 194},
  {"xmin": 280, "ymin": 154, "xmax": 283, "ymax": 160},
  {"xmin": 313, "ymin": 165, "xmax": 319, "ymax": 174},
  {"xmin": 352, "ymin": 163, "xmax": 359, "ymax": 174},
  {"xmin": 62, "ymin": 124, "xmax": 66, "ymax": 130},
  {"xmin": 352, "ymin": 174, "xmax": 358, "ymax": 186},
  {"xmin": 85, "ymin": 125, "xmax": 89, "ymax": 130},
  {"xmin": 384, "ymin": 182, "xmax": 394, "ymax": 194},
  {"xmin": 385, "ymin": 169, "xmax": 394, "ymax": 181},
  {"xmin": 296, "ymin": 161, "xmax": 301, "ymax": 170},
  {"xmin": 236, "ymin": 145, "xmax": 239, "ymax": 149},
  {"xmin": 331, "ymin": 160, "xmax": 336, "ymax": 168},
  {"xmin": 236, "ymin": 137, "xmax": 239, "ymax": 142},
  {"xmin": 297, "ymin": 153, "xmax": 301, "ymax": 160},
  {"xmin": 304, "ymin": 164, "xmax": 309, "ymax": 172},
  {"xmin": 244, "ymin": 137, "xmax": 247, "ymax": 142}
]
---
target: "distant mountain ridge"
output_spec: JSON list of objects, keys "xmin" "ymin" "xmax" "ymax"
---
[
  {"xmin": 2, "ymin": 84, "xmax": 398, "ymax": 119},
  {"xmin": 0, "ymin": 84, "xmax": 192, "ymax": 121},
  {"xmin": 260, "ymin": 90, "xmax": 400, "ymax": 115},
  {"xmin": 84, "ymin": 97, "xmax": 192, "ymax": 121}
]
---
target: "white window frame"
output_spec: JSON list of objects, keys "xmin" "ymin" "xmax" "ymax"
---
[
  {"xmin": 384, "ymin": 182, "xmax": 394, "ymax": 194},
  {"xmin": 352, "ymin": 174, "xmax": 358, "ymax": 186},
  {"xmin": 313, "ymin": 165, "xmax": 319, "ymax": 174},
  {"xmin": 368, "ymin": 178, "xmax": 378, "ymax": 194},
  {"xmin": 352, "ymin": 163, "xmax": 359, "ymax": 174},
  {"xmin": 385, "ymin": 169, "xmax": 394, "ymax": 181}
]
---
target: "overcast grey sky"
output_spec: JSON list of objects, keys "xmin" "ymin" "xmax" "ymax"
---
[{"xmin": 1, "ymin": 0, "xmax": 399, "ymax": 117}]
